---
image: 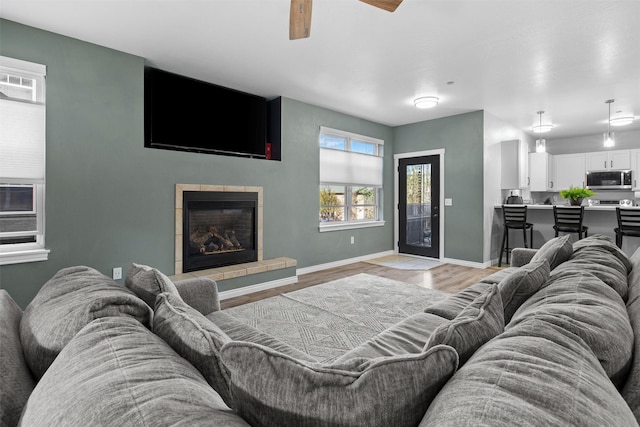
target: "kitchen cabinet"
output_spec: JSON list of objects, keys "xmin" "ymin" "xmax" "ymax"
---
[
  {"xmin": 501, "ymin": 139, "xmax": 529, "ymax": 189},
  {"xmin": 586, "ymin": 150, "xmax": 631, "ymax": 171},
  {"xmin": 632, "ymin": 149, "xmax": 640, "ymax": 189},
  {"xmin": 529, "ymin": 152, "xmax": 555, "ymax": 191},
  {"xmin": 554, "ymin": 153, "xmax": 586, "ymax": 190}
]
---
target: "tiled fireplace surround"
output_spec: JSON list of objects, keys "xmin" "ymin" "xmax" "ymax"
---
[{"xmin": 171, "ymin": 184, "xmax": 296, "ymax": 283}]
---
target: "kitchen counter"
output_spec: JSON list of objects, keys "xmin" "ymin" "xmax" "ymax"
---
[
  {"xmin": 492, "ymin": 203, "xmax": 640, "ymax": 262},
  {"xmin": 495, "ymin": 204, "xmax": 640, "ymax": 210}
]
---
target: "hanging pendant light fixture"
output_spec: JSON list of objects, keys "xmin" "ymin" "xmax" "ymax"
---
[
  {"xmin": 534, "ymin": 111, "xmax": 546, "ymax": 153},
  {"xmin": 604, "ymin": 99, "xmax": 615, "ymax": 148},
  {"xmin": 532, "ymin": 110, "xmax": 553, "ymax": 133}
]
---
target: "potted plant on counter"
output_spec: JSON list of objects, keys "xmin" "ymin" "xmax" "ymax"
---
[{"xmin": 559, "ymin": 187, "xmax": 595, "ymax": 206}]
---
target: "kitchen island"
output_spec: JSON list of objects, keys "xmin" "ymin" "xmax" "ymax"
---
[{"xmin": 493, "ymin": 204, "xmax": 640, "ymax": 263}]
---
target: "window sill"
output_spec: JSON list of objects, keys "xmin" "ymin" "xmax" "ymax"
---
[
  {"xmin": 319, "ymin": 220, "xmax": 385, "ymax": 232},
  {"xmin": 0, "ymin": 248, "xmax": 50, "ymax": 265}
]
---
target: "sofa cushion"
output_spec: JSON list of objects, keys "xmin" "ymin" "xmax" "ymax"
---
[
  {"xmin": 478, "ymin": 266, "xmax": 519, "ymax": 285},
  {"xmin": 221, "ymin": 341, "xmax": 458, "ymax": 427},
  {"xmin": 153, "ymin": 292, "xmax": 316, "ymax": 409},
  {"xmin": 497, "ymin": 259, "xmax": 550, "ymax": 323},
  {"xmin": 20, "ymin": 266, "xmax": 151, "ymax": 379},
  {"xmin": 420, "ymin": 318, "xmax": 637, "ymax": 427},
  {"xmin": 0, "ymin": 290, "xmax": 35, "ymax": 427},
  {"xmin": 19, "ymin": 316, "xmax": 249, "ymax": 427},
  {"xmin": 125, "ymin": 263, "xmax": 180, "ymax": 308},
  {"xmin": 529, "ymin": 234, "xmax": 572, "ymax": 270},
  {"xmin": 622, "ymin": 246, "xmax": 640, "ymax": 421},
  {"xmin": 153, "ymin": 292, "xmax": 234, "ymax": 407},
  {"xmin": 426, "ymin": 284, "xmax": 504, "ymax": 364},
  {"xmin": 424, "ymin": 281, "xmax": 495, "ymax": 320},
  {"xmin": 554, "ymin": 234, "xmax": 631, "ymax": 301},
  {"xmin": 510, "ymin": 270, "xmax": 633, "ymax": 388}
]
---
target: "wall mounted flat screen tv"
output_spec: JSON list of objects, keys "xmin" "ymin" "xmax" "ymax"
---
[{"xmin": 144, "ymin": 67, "xmax": 267, "ymax": 158}]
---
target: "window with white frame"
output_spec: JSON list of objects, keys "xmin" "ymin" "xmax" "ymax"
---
[
  {"xmin": 0, "ymin": 56, "xmax": 49, "ymax": 265},
  {"xmin": 319, "ymin": 126, "xmax": 384, "ymax": 231}
]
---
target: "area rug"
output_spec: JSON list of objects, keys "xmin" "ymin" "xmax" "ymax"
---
[
  {"xmin": 365, "ymin": 254, "xmax": 443, "ymax": 270},
  {"xmin": 223, "ymin": 273, "xmax": 449, "ymax": 362}
]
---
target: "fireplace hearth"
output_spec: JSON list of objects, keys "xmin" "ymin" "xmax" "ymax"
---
[{"xmin": 182, "ymin": 191, "xmax": 258, "ymax": 273}]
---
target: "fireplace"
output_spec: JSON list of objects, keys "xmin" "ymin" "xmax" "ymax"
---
[{"xmin": 182, "ymin": 191, "xmax": 258, "ymax": 273}]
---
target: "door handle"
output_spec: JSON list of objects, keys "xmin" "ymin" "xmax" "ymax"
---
[
  {"xmin": 550, "ymin": 181, "xmax": 553, "ymax": 188},
  {"xmin": 610, "ymin": 160, "xmax": 613, "ymax": 168}
]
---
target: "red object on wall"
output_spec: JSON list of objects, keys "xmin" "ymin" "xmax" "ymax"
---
[{"xmin": 265, "ymin": 142, "xmax": 272, "ymax": 160}]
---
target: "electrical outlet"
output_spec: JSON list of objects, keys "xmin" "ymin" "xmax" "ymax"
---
[
  {"xmin": 350, "ymin": 236, "xmax": 355, "ymax": 245},
  {"xmin": 112, "ymin": 267, "xmax": 122, "ymax": 280}
]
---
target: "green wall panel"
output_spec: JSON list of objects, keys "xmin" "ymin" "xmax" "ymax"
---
[{"xmin": 393, "ymin": 111, "xmax": 485, "ymax": 262}]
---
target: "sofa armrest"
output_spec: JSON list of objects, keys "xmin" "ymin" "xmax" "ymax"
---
[
  {"xmin": 174, "ymin": 277, "xmax": 221, "ymax": 315},
  {"xmin": 510, "ymin": 248, "xmax": 538, "ymax": 267}
]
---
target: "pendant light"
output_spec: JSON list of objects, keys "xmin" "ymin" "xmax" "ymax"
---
[
  {"xmin": 532, "ymin": 110, "xmax": 553, "ymax": 133},
  {"xmin": 534, "ymin": 111, "xmax": 546, "ymax": 153},
  {"xmin": 604, "ymin": 99, "xmax": 615, "ymax": 148}
]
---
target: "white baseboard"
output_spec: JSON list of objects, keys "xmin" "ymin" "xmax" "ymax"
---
[
  {"xmin": 295, "ymin": 250, "xmax": 395, "ymax": 276},
  {"xmin": 442, "ymin": 257, "xmax": 493, "ymax": 269},
  {"xmin": 219, "ymin": 275, "xmax": 298, "ymax": 300}
]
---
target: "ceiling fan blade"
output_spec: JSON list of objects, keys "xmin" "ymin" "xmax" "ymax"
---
[
  {"xmin": 290, "ymin": 0, "xmax": 312, "ymax": 40},
  {"xmin": 359, "ymin": 0, "xmax": 403, "ymax": 12}
]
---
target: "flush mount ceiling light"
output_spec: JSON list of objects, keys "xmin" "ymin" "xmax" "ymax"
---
[
  {"xmin": 414, "ymin": 96, "xmax": 439, "ymax": 109},
  {"xmin": 532, "ymin": 110, "xmax": 553, "ymax": 133},
  {"xmin": 604, "ymin": 99, "xmax": 615, "ymax": 148},
  {"xmin": 610, "ymin": 116, "xmax": 635, "ymax": 127}
]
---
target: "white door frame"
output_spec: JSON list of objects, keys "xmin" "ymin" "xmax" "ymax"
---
[{"xmin": 394, "ymin": 149, "xmax": 445, "ymax": 259}]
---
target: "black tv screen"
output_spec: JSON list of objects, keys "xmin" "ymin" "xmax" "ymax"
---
[{"xmin": 144, "ymin": 67, "xmax": 267, "ymax": 158}]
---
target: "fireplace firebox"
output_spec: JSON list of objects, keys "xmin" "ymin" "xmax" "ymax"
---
[{"xmin": 182, "ymin": 191, "xmax": 258, "ymax": 273}]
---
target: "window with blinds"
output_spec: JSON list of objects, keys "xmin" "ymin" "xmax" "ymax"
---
[
  {"xmin": 319, "ymin": 126, "xmax": 384, "ymax": 231},
  {"xmin": 0, "ymin": 56, "xmax": 49, "ymax": 264}
]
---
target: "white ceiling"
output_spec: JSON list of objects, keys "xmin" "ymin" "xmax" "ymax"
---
[{"xmin": 1, "ymin": 0, "xmax": 639, "ymax": 140}]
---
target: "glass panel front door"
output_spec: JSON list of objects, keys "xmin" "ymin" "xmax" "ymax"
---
[{"xmin": 398, "ymin": 155, "xmax": 440, "ymax": 258}]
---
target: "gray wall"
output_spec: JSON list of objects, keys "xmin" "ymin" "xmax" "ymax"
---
[
  {"xmin": 393, "ymin": 111, "xmax": 485, "ymax": 262},
  {"xmin": 0, "ymin": 19, "xmax": 394, "ymax": 308}
]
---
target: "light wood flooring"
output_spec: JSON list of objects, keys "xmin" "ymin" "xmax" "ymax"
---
[{"xmin": 221, "ymin": 261, "xmax": 502, "ymax": 310}]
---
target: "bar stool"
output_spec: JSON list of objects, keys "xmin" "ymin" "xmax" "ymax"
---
[
  {"xmin": 553, "ymin": 206, "xmax": 588, "ymax": 240},
  {"xmin": 499, "ymin": 205, "xmax": 533, "ymax": 267},
  {"xmin": 614, "ymin": 207, "xmax": 640, "ymax": 248}
]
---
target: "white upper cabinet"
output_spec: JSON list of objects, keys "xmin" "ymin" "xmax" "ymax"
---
[
  {"xmin": 501, "ymin": 139, "xmax": 529, "ymax": 189},
  {"xmin": 585, "ymin": 150, "xmax": 631, "ymax": 171},
  {"xmin": 529, "ymin": 152, "xmax": 555, "ymax": 191},
  {"xmin": 632, "ymin": 149, "xmax": 640, "ymax": 189},
  {"xmin": 554, "ymin": 153, "xmax": 586, "ymax": 190}
]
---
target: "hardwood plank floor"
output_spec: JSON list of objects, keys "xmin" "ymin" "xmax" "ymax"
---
[{"xmin": 221, "ymin": 261, "xmax": 502, "ymax": 309}]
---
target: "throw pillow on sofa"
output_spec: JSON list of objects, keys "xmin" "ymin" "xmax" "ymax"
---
[
  {"xmin": 622, "ymin": 246, "xmax": 640, "ymax": 421},
  {"xmin": 125, "ymin": 263, "xmax": 180, "ymax": 308},
  {"xmin": 0, "ymin": 290, "xmax": 35, "ymax": 427},
  {"xmin": 221, "ymin": 341, "xmax": 458, "ymax": 427},
  {"xmin": 425, "ymin": 284, "xmax": 504, "ymax": 364},
  {"xmin": 19, "ymin": 316, "xmax": 250, "ymax": 427},
  {"xmin": 497, "ymin": 259, "xmax": 550, "ymax": 323},
  {"xmin": 529, "ymin": 234, "xmax": 572, "ymax": 270},
  {"xmin": 20, "ymin": 266, "xmax": 152, "ymax": 379},
  {"xmin": 153, "ymin": 292, "xmax": 234, "ymax": 407}
]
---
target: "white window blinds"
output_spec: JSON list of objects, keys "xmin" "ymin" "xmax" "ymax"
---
[
  {"xmin": 0, "ymin": 56, "xmax": 46, "ymax": 185},
  {"xmin": 319, "ymin": 126, "xmax": 383, "ymax": 187}
]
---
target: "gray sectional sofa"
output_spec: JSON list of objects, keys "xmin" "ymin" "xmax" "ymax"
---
[{"xmin": 1, "ymin": 235, "xmax": 639, "ymax": 426}]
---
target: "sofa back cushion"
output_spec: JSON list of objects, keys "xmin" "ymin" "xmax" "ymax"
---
[
  {"xmin": 0, "ymin": 290, "xmax": 35, "ymax": 427},
  {"xmin": 420, "ymin": 317, "xmax": 637, "ymax": 427},
  {"xmin": 529, "ymin": 234, "xmax": 572, "ymax": 270},
  {"xmin": 622, "ymin": 246, "xmax": 640, "ymax": 421},
  {"xmin": 125, "ymin": 263, "xmax": 179, "ymax": 308},
  {"xmin": 510, "ymin": 270, "xmax": 633, "ymax": 388},
  {"xmin": 424, "ymin": 281, "xmax": 494, "ymax": 320},
  {"xmin": 498, "ymin": 259, "xmax": 550, "ymax": 323},
  {"xmin": 20, "ymin": 266, "xmax": 151, "ymax": 379},
  {"xmin": 425, "ymin": 284, "xmax": 504, "ymax": 364},
  {"xmin": 19, "ymin": 316, "xmax": 249, "ymax": 427},
  {"xmin": 221, "ymin": 341, "xmax": 458, "ymax": 427}
]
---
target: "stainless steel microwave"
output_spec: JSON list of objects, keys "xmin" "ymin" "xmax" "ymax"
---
[{"xmin": 586, "ymin": 170, "xmax": 633, "ymax": 190}]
